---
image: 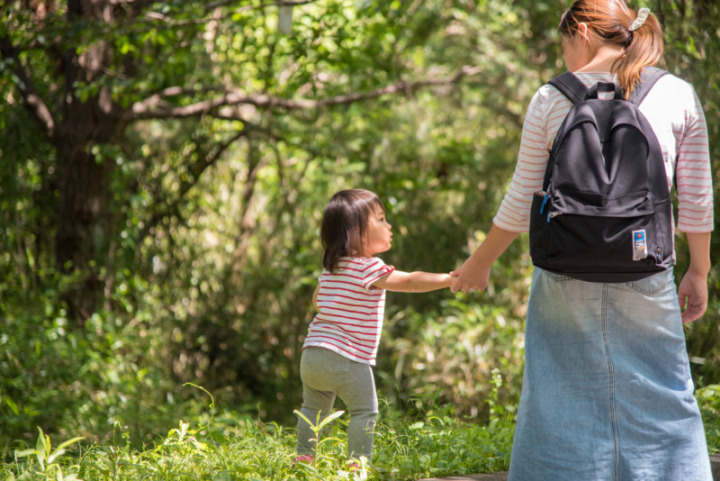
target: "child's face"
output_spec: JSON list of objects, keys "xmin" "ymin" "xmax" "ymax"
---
[{"xmin": 362, "ymin": 208, "xmax": 392, "ymax": 257}]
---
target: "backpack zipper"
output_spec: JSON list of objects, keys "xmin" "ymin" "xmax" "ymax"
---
[
  {"xmin": 547, "ymin": 211, "xmax": 560, "ymax": 222},
  {"xmin": 536, "ymin": 190, "xmax": 560, "ymax": 222}
]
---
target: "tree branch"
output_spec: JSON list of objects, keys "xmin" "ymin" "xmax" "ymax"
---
[
  {"xmin": 138, "ymin": 128, "xmax": 248, "ymax": 240},
  {"xmin": 128, "ymin": 65, "xmax": 485, "ymax": 120},
  {"xmin": 0, "ymin": 35, "xmax": 57, "ymax": 139},
  {"xmin": 210, "ymin": 0, "xmax": 318, "ymax": 12}
]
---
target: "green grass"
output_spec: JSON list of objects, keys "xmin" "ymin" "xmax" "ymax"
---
[
  {"xmin": 3, "ymin": 383, "xmax": 719, "ymax": 481},
  {"xmin": 0, "ymin": 402, "xmax": 514, "ymax": 481}
]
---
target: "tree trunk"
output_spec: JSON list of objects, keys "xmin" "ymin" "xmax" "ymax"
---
[
  {"xmin": 54, "ymin": 141, "xmax": 113, "ymax": 322},
  {"xmin": 53, "ymin": 0, "xmax": 123, "ymax": 323}
]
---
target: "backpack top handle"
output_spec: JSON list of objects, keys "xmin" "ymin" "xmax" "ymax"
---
[
  {"xmin": 549, "ymin": 66, "xmax": 668, "ymax": 106},
  {"xmin": 588, "ymin": 82, "xmax": 623, "ymax": 100}
]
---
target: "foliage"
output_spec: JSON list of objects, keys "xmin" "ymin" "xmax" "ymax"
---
[
  {"xmin": 13, "ymin": 427, "xmax": 84, "ymax": 481},
  {"xmin": 0, "ymin": 277, "xmax": 210, "ymax": 452},
  {"xmin": 2, "ymin": 386, "xmax": 719, "ymax": 480},
  {"xmin": 659, "ymin": 0, "xmax": 720, "ymax": 388},
  {"xmin": 697, "ymin": 384, "xmax": 720, "ymax": 454},
  {"xmin": 0, "ymin": 0, "xmax": 719, "ymax": 459},
  {"xmin": 0, "ymin": 400, "xmax": 514, "ymax": 481}
]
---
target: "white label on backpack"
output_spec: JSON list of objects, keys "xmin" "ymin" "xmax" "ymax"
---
[{"xmin": 632, "ymin": 230, "xmax": 648, "ymax": 261}]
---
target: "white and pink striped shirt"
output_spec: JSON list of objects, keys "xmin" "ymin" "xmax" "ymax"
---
[
  {"xmin": 303, "ymin": 256, "xmax": 395, "ymax": 366},
  {"xmin": 494, "ymin": 71, "xmax": 714, "ymax": 236}
]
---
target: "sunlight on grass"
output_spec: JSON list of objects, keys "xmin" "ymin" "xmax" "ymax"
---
[
  {"xmin": 0, "ymin": 400, "xmax": 514, "ymax": 481},
  {"xmin": 3, "ymin": 383, "xmax": 718, "ymax": 480}
]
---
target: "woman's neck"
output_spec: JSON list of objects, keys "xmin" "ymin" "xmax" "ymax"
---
[{"xmin": 576, "ymin": 45, "xmax": 625, "ymax": 73}]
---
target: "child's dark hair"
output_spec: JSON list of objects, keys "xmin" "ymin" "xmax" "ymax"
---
[{"xmin": 321, "ymin": 189, "xmax": 385, "ymax": 272}]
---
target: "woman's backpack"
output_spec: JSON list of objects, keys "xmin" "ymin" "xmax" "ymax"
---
[{"xmin": 529, "ymin": 67, "xmax": 673, "ymax": 282}]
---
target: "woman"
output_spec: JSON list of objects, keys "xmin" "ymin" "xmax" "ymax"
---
[{"xmin": 452, "ymin": 1, "xmax": 714, "ymax": 480}]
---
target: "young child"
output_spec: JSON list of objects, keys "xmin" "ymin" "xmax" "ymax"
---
[{"xmin": 294, "ymin": 189, "xmax": 454, "ymax": 466}]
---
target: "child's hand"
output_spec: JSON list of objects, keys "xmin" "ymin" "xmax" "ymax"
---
[{"xmin": 448, "ymin": 271, "xmax": 458, "ymax": 288}]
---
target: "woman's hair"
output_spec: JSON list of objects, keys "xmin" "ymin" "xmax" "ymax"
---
[
  {"xmin": 558, "ymin": 0, "xmax": 664, "ymax": 98},
  {"xmin": 321, "ymin": 189, "xmax": 385, "ymax": 272}
]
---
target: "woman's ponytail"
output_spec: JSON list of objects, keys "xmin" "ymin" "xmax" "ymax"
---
[
  {"xmin": 614, "ymin": 7, "xmax": 664, "ymax": 98},
  {"xmin": 559, "ymin": 1, "xmax": 665, "ymax": 98}
]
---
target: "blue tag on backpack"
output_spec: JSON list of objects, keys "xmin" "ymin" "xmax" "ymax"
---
[{"xmin": 632, "ymin": 229, "xmax": 648, "ymax": 261}]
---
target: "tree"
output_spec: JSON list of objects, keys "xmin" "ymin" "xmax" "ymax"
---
[
  {"xmin": 1, "ymin": 0, "xmax": 496, "ymax": 324},
  {"xmin": 1, "ymin": 0, "xmax": 718, "ymax": 444},
  {"xmin": 1, "ymin": 0, "xmax": 545, "ymax": 439}
]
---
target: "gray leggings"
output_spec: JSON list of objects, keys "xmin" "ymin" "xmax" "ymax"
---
[{"xmin": 296, "ymin": 347, "xmax": 379, "ymax": 460}]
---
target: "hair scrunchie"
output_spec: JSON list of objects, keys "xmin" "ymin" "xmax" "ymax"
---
[{"xmin": 629, "ymin": 7, "xmax": 650, "ymax": 32}]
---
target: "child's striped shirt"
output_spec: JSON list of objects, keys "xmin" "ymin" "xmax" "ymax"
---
[{"xmin": 303, "ymin": 256, "xmax": 394, "ymax": 365}]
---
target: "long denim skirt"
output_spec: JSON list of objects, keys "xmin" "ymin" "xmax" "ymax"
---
[{"xmin": 507, "ymin": 268, "xmax": 712, "ymax": 481}]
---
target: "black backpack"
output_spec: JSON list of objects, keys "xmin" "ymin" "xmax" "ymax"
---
[{"xmin": 529, "ymin": 67, "xmax": 673, "ymax": 282}]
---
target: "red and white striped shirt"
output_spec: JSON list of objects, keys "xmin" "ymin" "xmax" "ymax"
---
[
  {"xmin": 303, "ymin": 257, "xmax": 395, "ymax": 366},
  {"xmin": 494, "ymin": 71, "xmax": 714, "ymax": 236}
]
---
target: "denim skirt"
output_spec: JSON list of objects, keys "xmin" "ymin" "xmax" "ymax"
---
[{"xmin": 507, "ymin": 268, "xmax": 712, "ymax": 481}]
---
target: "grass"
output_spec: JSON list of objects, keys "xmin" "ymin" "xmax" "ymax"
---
[
  {"xmin": 3, "ymin": 383, "xmax": 719, "ymax": 481},
  {"xmin": 0, "ymin": 408, "xmax": 513, "ymax": 481}
]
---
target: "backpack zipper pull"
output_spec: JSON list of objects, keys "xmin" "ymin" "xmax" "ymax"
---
[
  {"xmin": 539, "ymin": 191, "xmax": 549, "ymax": 214},
  {"xmin": 546, "ymin": 211, "xmax": 560, "ymax": 223}
]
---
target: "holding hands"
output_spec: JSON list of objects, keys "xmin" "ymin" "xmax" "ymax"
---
[
  {"xmin": 450, "ymin": 225, "xmax": 519, "ymax": 294},
  {"xmin": 450, "ymin": 255, "xmax": 491, "ymax": 293},
  {"xmin": 449, "ymin": 227, "xmax": 710, "ymax": 325}
]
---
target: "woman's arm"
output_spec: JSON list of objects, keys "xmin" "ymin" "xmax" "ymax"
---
[
  {"xmin": 450, "ymin": 91, "xmax": 550, "ymax": 293},
  {"xmin": 451, "ymin": 224, "xmax": 519, "ymax": 293},
  {"xmin": 678, "ymin": 231, "xmax": 712, "ymax": 323},
  {"xmin": 372, "ymin": 270, "xmax": 453, "ymax": 293}
]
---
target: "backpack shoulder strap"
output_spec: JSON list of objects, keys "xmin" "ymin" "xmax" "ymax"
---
[
  {"xmin": 548, "ymin": 72, "xmax": 588, "ymax": 105},
  {"xmin": 629, "ymin": 67, "xmax": 668, "ymax": 105}
]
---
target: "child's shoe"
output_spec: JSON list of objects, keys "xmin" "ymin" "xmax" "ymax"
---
[
  {"xmin": 347, "ymin": 458, "xmax": 370, "ymax": 480},
  {"xmin": 293, "ymin": 454, "xmax": 314, "ymax": 466}
]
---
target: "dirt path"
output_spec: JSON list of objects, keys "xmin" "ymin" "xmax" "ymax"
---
[{"xmin": 418, "ymin": 454, "xmax": 720, "ymax": 481}]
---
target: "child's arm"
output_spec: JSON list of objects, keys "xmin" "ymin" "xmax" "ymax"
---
[
  {"xmin": 312, "ymin": 284, "xmax": 320, "ymax": 310},
  {"xmin": 372, "ymin": 270, "xmax": 453, "ymax": 293}
]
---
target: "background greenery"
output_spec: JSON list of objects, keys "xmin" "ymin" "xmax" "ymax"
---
[{"xmin": 1, "ymin": 0, "xmax": 719, "ymax": 473}]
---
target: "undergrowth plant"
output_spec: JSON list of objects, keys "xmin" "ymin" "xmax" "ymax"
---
[
  {"xmin": 697, "ymin": 384, "xmax": 720, "ymax": 454},
  {"xmin": 3, "ymin": 381, "xmax": 717, "ymax": 480},
  {"xmin": 11, "ymin": 427, "xmax": 84, "ymax": 481},
  {"xmin": 1, "ymin": 389, "xmax": 515, "ymax": 481}
]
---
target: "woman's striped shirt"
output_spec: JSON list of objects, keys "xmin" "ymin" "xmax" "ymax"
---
[
  {"xmin": 494, "ymin": 71, "xmax": 714, "ymax": 236},
  {"xmin": 303, "ymin": 256, "xmax": 395, "ymax": 366}
]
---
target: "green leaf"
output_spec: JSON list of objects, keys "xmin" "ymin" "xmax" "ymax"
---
[
  {"xmin": 13, "ymin": 449, "xmax": 39, "ymax": 458},
  {"xmin": 47, "ymin": 448, "xmax": 66, "ymax": 465},
  {"xmin": 4, "ymin": 396, "xmax": 19, "ymax": 415},
  {"xmin": 54, "ymin": 436, "xmax": 85, "ymax": 452}
]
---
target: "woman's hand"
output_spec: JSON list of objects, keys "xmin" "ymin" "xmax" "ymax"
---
[
  {"xmin": 678, "ymin": 270, "xmax": 708, "ymax": 323},
  {"xmin": 679, "ymin": 232, "xmax": 711, "ymax": 323},
  {"xmin": 451, "ymin": 256, "xmax": 492, "ymax": 293},
  {"xmin": 450, "ymin": 225, "xmax": 518, "ymax": 294}
]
